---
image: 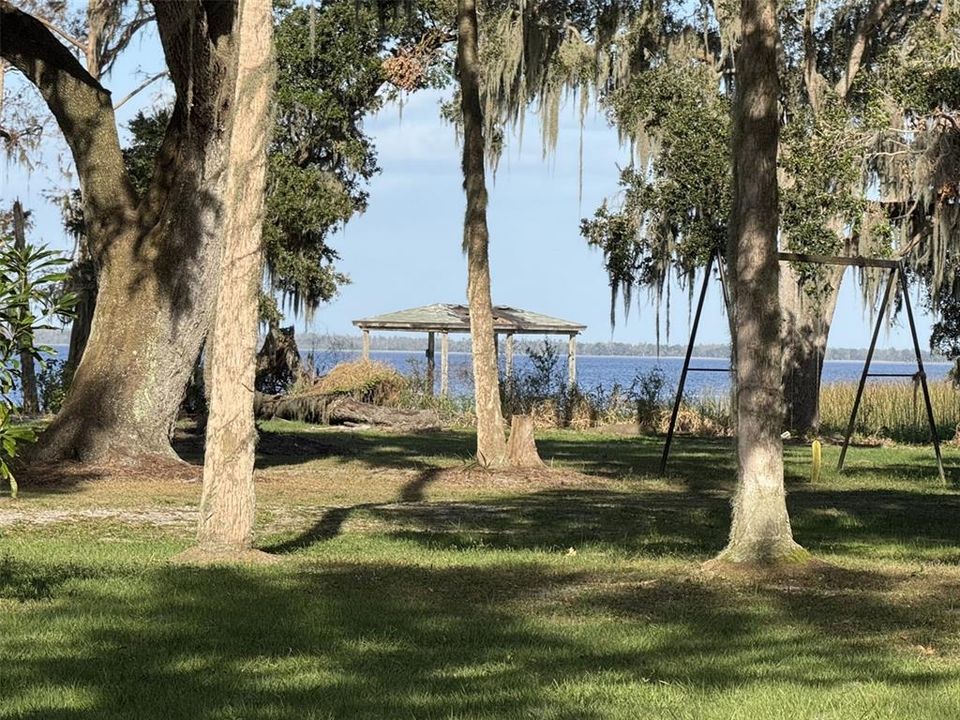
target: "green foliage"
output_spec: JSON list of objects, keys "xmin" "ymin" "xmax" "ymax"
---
[
  {"xmin": 0, "ymin": 224, "xmax": 75, "ymax": 494},
  {"xmin": 583, "ymin": 1, "xmax": 960, "ymax": 329},
  {"xmin": 266, "ymin": 0, "xmax": 455, "ymax": 317},
  {"xmin": 930, "ymin": 289, "xmax": 960, "ymax": 382},
  {"xmin": 631, "ymin": 365, "xmax": 665, "ymax": 427},
  {"xmin": 36, "ymin": 359, "xmax": 70, "ymax": 415},
  {"xmin": 266, "ymin": 1, "xmax": 388, "ymax": 315},
  {"xmin": 581, "ymin": 61, "xmax": 730, "ymax": 330},
  {"xmin": 779, "ymin": 100, "xmax": 867, "ymax": 299},
  {"xmin": 123, "ymin": 108, "xmax": 170, "ymax": 197},
  {"xmin": 873, "ymin": 15, "xmax": 960, "ymax": 112}
]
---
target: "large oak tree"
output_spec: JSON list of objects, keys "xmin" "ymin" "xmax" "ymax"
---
[{"xmin": 2, "ymin": 0, "xmax": 241, "ymax": 463}]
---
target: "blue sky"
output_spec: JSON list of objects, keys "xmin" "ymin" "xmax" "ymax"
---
[{"xmin": 0, "ymin": 14, "xmax": 933, "ymax": 351}]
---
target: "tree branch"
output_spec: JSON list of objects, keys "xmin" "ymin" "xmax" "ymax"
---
[
  {"xmin": 32, "ymin": 12, "xmax": 86, "ymax": 53},
  {"xmin": 153, "ymin": 1, "xmax": 234, "ymax": 132},
  {"xmin": 803, "ymin": 0, "xmax": 824, "ymax": 111},
  {"xmin": 835, "ymin": 0, "xmax": 894, "ymax": 99},
  {"xmin": 113, "ymin": 70, "xmax": 167, "ymax": 109},
  {"xmin": 100, "ymin": 6, "xmax": 156, "ymax": 77},
  {"xmin": 0, "ymin": 1, "xmax": 136, "ymax": 258}
]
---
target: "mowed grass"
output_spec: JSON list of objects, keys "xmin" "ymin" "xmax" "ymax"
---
[{"xmin": 2, "ymin": 423, "xmax": 960, "ymax": 718}]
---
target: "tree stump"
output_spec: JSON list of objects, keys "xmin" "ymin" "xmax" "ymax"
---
[{"xmin": 507, "ymin": 415, "xmax": 543, "ymax": 468}]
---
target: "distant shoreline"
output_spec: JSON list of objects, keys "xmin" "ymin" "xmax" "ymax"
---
[
  {"xmin": 311, "ymin": 347, "xmax": 953, "ymax": 365},
  {"xmin": 38, "ymin": 332, "xmax": 950, "ymax": 364}
]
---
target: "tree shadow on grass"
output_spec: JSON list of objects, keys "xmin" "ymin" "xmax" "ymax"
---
[
  {"xmin": 250, "ymin": 426, "xmax": 477, "ymax": 469},
  {"xmin": 265, "ymin": 472, "xmax": 960, "ymax": 563},
  {"xmin": 250, "ymin": 424, "xmax": 739, "ymax": 490},
  {"xmin": 1, "ymin": 558, "xmax": 958, "ymax": 719},
  {"xmin": 263, "ymin": 467, "xmax": 445, "ymax": 554}
]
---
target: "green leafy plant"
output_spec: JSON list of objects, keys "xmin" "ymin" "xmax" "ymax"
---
[
  {"xmin": 0, "ymin": 238, "xmax": 75, "ymax": 496},
  {"xmin": 36, "ymin": 359, "xmax": 70, "ymax": 415}
]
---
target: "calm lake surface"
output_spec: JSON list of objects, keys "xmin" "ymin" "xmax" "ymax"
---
[{"xmin": 309, "ymin": 350, "xmax": 954, "ymax": 399}]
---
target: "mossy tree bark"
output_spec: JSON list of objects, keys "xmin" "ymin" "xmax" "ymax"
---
[
  {"xmin": 197, "ymin": 0, "xmax": 274, "ymax": 553},
  {"xmin": 1, "ymin": 2, "xmax": 237, "ymax": 463},
  {"xmin": 457, "ymin": 0, "xmax": 508, "ymax": 468},
  {"xmin": 719, "ymin": 0, "xmax": 807, "ymax": 564}
]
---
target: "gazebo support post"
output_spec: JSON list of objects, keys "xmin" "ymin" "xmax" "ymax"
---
[
  {"xmin": 426, "ymin": 332, "xmax": 436, "ymax": 395},
  {"xmin": 362, "ymin": 329, "xmax": 370, "ymax": 360},
  {"xmin": 441, "ymin": 331, "xmax": 449, "ymax": 397},
  {"xmin": 505, "ymin": 333, "xmax": 514, "ymax": 382},
  {"xmin": 568, "ymin": 334, "xmax": 577, "ymax": 387}
]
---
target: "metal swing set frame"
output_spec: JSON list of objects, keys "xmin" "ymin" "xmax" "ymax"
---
[{"xmin": 659, "ymin": 251, "xmax": 946, "ymax": 483}]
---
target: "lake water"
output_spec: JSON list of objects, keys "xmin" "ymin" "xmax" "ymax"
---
[{"xmin": 310, "ymin": 350, "xmax": 954, "ymax": 400}]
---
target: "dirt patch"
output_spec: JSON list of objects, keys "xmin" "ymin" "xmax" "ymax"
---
[
  {"xmin": 18, "ymin": 458, "xmax": 202, "ymax": 488},
  {"xmin": 170, "ymin": 547, "xmax": 282, "ymax": 566},
  {"xmin": 422, "ymin": 465, "xmax": 608, "ymax": 493},
  {"xmin": 0, "ymin": 506, "xmax": 197, "ymax": 528}
]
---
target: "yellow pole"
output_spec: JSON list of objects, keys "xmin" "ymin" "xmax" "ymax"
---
[{"xmin": 811, "ymin": 439, "xmax": 822, "ymax": 484}]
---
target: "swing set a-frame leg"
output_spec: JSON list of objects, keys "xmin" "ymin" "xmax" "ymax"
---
[
  {"xmin": 838, "ymin": 264, "xmax": 946, "ymax": 483},
  {"xmin": 839, "ymin": 268, "xmax": 896, "ymax": 473},
  {"xmin": 899, "ymin": 267, "xmax": 946, "ymax": 484},
  {"xmin": 660, "ymin": 253, "xmax": 715, "ymax": 475}
]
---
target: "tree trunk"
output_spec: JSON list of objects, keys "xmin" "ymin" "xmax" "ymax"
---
[
  {"xmin": 458, "ymin": 0, "xmax": 507, "ymax": 468},
  {"xmin": 64, "ymin": 257, "xmax": 96, "ymax": 384},
  {"xmin": 32, "ymin": 108, "xmax": 229, "ymax": 463},
  {"xmin": 11, "ymin": 201, "xmax": 38, "ymax": 415},
  {"xmin": 718, "ymin": 0, "xmax": 806, "ymax": 565},
  {"xmin": 196, "ymin": 0, "xmax": 274, "ymax": 553},
  {"xmin": 37, "ymin": 233, "xmax": 220, "ymax": 462},
  {"xmin": 779, "ymin": 263, "xmax": 843, "ymax": 436},
  {"xmin": 2, "ymin": 2, "xmax": 238, "ymax": 464},
  {"xmin": 507, "ymin": 415, "xmax": 543, "ymax": 468}
]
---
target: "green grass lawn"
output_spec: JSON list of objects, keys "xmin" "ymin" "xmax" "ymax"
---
[{"xmin": 2, "ymin": 424, "xmax": 960, "ymax": 718}]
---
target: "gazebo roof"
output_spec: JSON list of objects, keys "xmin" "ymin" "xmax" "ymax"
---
[{"xmin": 353, "ymin": 303, "xmax": 585, "ymax": 335}]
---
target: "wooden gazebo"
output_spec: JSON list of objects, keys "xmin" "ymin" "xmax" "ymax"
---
[{"xmin": 353, "ymin": 303, "xmax": 586, "ymax": 395}]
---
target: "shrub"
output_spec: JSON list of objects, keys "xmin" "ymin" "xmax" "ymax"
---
[
  {"xmin": 629, "ymin": 367, "xmax": 667, "ymax": 430},
  {"xmin": 503, "ymin": 343, "xmax": 672, "ymax": 430},
  {"xmin": 36, "ymin": 359, "xmax": 70, "ymax": 415}
]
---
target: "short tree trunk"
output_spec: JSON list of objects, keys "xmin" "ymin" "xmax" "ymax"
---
[
  {"xmin": 507, "ymin": 415, "xmax": 543, "ymax": 468},
  {"xmin": 255, "ymin": 323, "xmax": 304, "ymax": 393}
]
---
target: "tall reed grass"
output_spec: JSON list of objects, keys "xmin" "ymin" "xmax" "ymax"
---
[
  {"xmin": 818, "ymin": 380, "xmax": 960, "ymax": 443},
  {"xmin": 679, "ymin": 381, "xmax": 960, "ymax": 443}
]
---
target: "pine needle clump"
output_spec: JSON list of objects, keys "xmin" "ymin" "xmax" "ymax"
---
[{"xmin": 312, "ymin": 361, "xmax": 407, "ymax": 405}]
